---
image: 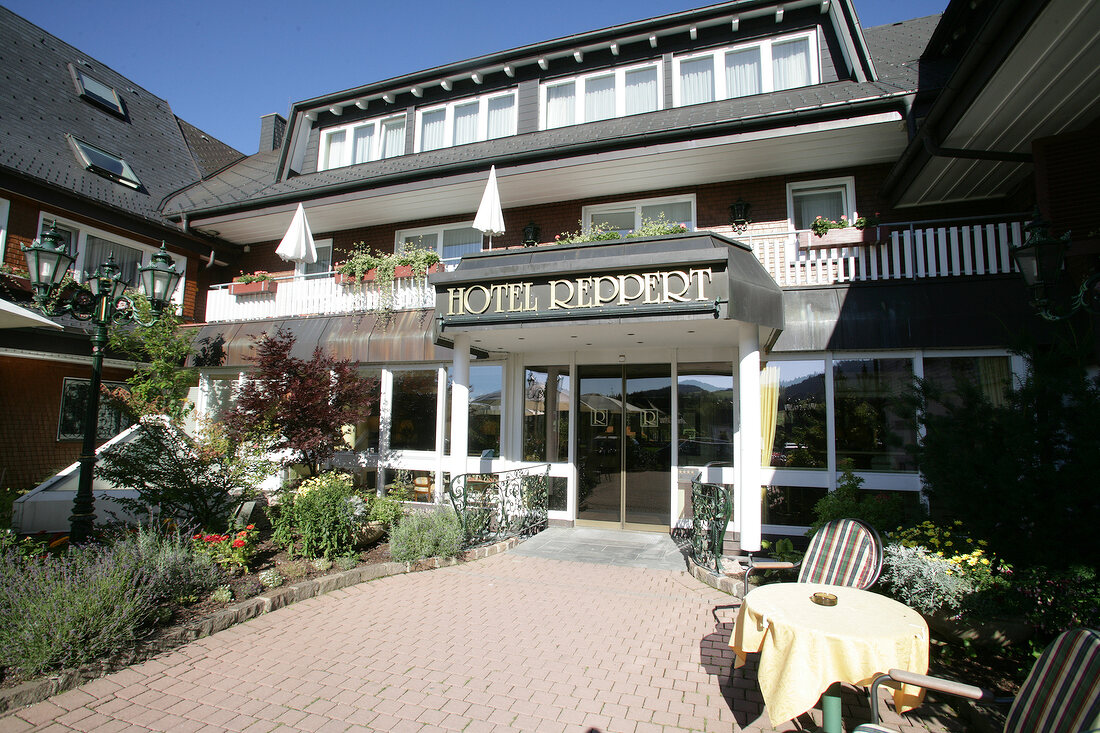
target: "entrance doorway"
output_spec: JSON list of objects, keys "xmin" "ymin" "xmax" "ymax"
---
[{"xmin": 576, "ymin": 364, "xmax": 672, "ymax": 531}]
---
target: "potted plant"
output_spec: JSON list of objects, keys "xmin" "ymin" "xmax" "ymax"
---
[
  {"xmin": 229, "ymin": 271, "xmax": 276, "ymax": 295},
  {"xmin": 854, "ymin": 213, "xmax": 882, "ymax": 244}
]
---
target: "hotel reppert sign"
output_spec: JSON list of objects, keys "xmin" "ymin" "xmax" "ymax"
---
[{"xmin": 439, "ymin": 266, "xmax": 726, "ymax": 327}]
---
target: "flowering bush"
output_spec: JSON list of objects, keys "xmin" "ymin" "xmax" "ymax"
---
[
  {"xmin": 274, "ymin": 472, "xmax": 371, "ymax": 559},
  {"xmin": 853, "ymin": 213, "xmax": 880, "ymax": 230},
  {"xmin": 554, "ymin": 215, "xmax": 690, "ymax": 244},
  {"xmin": 889, "ymin": 520, "xmax": 997, "ymax": 589},
  {"xmin": 235, "ymin": 271, "xmax": 273, "ymax": 284},
  {"xmin": 879, "ymin": 544, "xmax": 976, "ymax": 617},
  {"xmin": 191, "ymin": 525, "xmax": 257, "ymax": 572},
  {"xmin": 810, "ymin": 215, "xmax": 848, "ymax": 237}
]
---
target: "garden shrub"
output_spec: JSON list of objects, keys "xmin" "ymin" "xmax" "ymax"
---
[
  {"xmin": 809, "ymin": 460, "xmax": 924, "ymax": 534},
  {"xmin": 113, "ymin": 523, "xmax": 223, "ymax": 605},
  {"xmin": 0, "ymin": 545, "xmax": 156, "ymax": 676},
  {"xmin": 1011, "ymin": 564, "xmax": 1100, "ymax": 643},
  {"xmin": 210, "ymin": 585, "xmax": 233, "ymax": 604},
  {"xmin": 274, "ymin": 472, "xmax": 366, "ymax": 559},
  {"xmin": 389, "ymin": 509, "xmax": 463, "ymax": 562},
  {"xmin": 369, "ymin": 488, "xmax": 407, "ymax": 529},
  {"xmin": 879, "ymin": 544, "xmax": 975, "ymax": 617}
]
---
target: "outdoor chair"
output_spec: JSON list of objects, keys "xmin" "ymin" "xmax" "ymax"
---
[
  {"xmin": 854, "ymin": 627, "xmax": 1100, "ymax": 733},
  {"xmin": 743, "ymin": 518, "xmax": 883, "ymax": 598}
]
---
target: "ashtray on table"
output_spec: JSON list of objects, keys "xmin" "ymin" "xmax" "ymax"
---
[{"xmin": 810, "ymin": 591, "xmax": 838, "ymax": 606}]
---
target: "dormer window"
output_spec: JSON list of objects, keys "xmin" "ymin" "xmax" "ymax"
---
[
  {"xmin": 68, "ymin": 136, "xmax": 141, "ymax": 189},
  {"xmin": 673, "ymin": 31, "xmax": 819, "ymax": 107},
  {"xmin": 540, "ymin": 61, "xmax": 661, "ymax": 130},
  {"xmin": 320, "ymin": 114, "xmax": 406, "ymax": 171},
  {"xmin": 72, "ymin": 67, "xmax": 126, "ymax": 117},
  {"xmin": 416, "ymin": 90, "xmax": 517, "ymax": 152}
]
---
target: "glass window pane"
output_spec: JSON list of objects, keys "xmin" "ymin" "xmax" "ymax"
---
[
  {"xmin": 624, "ymin": 67, "xmax": 658, "ymax": 115},
  {"xmin": 764, "ymin": 360, "xmax": 826, "ymax": 468},
  {"xmin": 341, "ymin": 368, "xmax": 381, "ymax": 452},
  {"xmin": 77, "ymin": 72, "xmax": 123, "ymax": 113},
  {"xmin": 351, "ymin": 125, "xmax": 374, "ymax": 163},
  {"xmin": 324, "ymin": 130, "xmax": 345, "ymax": 169},
  {"xmin": 641, "ymin": 201, "xmax": 694, "ymax": 229},
  {"xmin": 725, "ymin": 47, "xmax": 761, "ymax": 97},
  {"xmin": 546, "ymin": 82, "xmax": 575, "ymax": 128},
  {"xmin": 763, "ymin": 485, "xmax": 828, "ymax": 526},
  {"xmin": 453, "ymin": 102, "xmax": 480, "ymax": 146},
  {"xmin": 677, "ymin": 363, "xmax": 734, "ymax": 465},
  {"xmin": 85, "ymin": 235, "xmax": 143, "ymax": 285},
  {"xmin": 833, "ymin": 358, "xmax": 917, "ymax": 471},
  {"xmin": 584, "ymin": 74, "xmax": 616, "ymax": 122},
  {"xmin": 468, "ymin": 365, "xmax": 502, "ymax": 457},
  {"xmin": 922, "ymin": 356, "xmax": 1012, "ymax": 412},
  {"xmin": 58, "ymin": 378, "xmax": 129, "ymax": 441},
  {"xmin": 773, "ymin": 37, "xmax": 811, "ymax": 90},
  {"xmin": 547, "ymin": 476, "xmax": 567, "ymax": 512},
  {"xmin": 792, "ymin": 187, "xmax": 846, "ymax": 230},
  {"xmin": 73, "ymin": 139, "xmax": 140, "ymax": 186},
  {"xmin": 420, "ymin": 110, "xmax": 446, "ymax": 151},
  {"xmin": 524, "ymin": 366, "xmax": 570, "ymax": 463},
  {"xmin": 588, "ymin": 209, "xmax": 635, "ymax": 235},
  {"xmin": 402, "ymin": 232, "xmax": 438, "ymax": 253},
  {"xmin": 679, "ymin": 56, "xmax": 714, "ymax": 105},
  {"xmin": 390, "ymin": 369, "xmax": 438, "ymax": 451},
  {"xmin": 487, "ymin": 95, "xmax": 516, "ymax": 138},
  {"xmin": 441, "ymin": 226, "xmax": 482, "ymax": 264},
  {"xmin": 303, "ymin": 241, "xmax": 332, "ymax": 275},
  {"xmin": 381, "ymin": 119, "xmax": 405, "ymax": 158}
]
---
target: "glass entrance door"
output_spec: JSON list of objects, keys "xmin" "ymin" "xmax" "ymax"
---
[{"xmin": 576, "ymin": 365, "xmax": 672, "ymax": 530}]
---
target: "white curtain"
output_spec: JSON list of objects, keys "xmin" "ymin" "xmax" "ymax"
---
[
  {"xmin": 546, "ymin": 83, "xmax": 575, "ymax": 128},
  {"xmin": 452, "ymin": 102, "xmax": 479, "ymax": 146},
  {"xmin": 679, "ymin": 57, "xmax": 714, "ymax": 105},
  {"xmin": 420, "ymin": 110, "xmax": 446, "ymax": 151},
  {"xmin": 324, "ymin": 130, "xmax": 345, "ymax": 169},
  {"xmin": 442, "ymin": 227, "xmax": 483, "ymax": 263},
  {"xmin": 773, "ymin": 38, "xmax": 811, "ymax": 91},
  {"xmin": 725, "ymin": 47, "xmax": 761, "ymax": 98},
  {"xmin": 85, "ymin": 235, "xmax": 143, "ymax": 284},
  {"xmin": 381, "ymin": 119, "xmax": 405, "ymax": 158},
  {"xmin": 487, "ymin": 95, "xmax": 515, "ymax": 138},
  {"xmin": 584, "ymin": 75, "xmax": 616, "ymax": 122},
  {"xmin": 624, "ymin": 67, "xmax": 658, "ymax": 115},
  {"xmin": 351, "ymin": 126, "xmax": 374, "ymax": 164},
  {"xmin": 793, "ymin": 189, "xmax": 845, "ymax": 230}
]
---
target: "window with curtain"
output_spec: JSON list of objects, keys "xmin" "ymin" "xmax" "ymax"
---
[
  {"xmin": 419, "ymin": 109, "xmax": 446, "ymax": 151},
  {"xmin": 380, "ymin": 118, "xmax": 405, "ymax": 158},
  {"xmin": 487, "ymin": 95, "xmax": 516, "ymax": 138},
  {"xmin": 679, "ymin": 56, "xmax": 715, "ymax": 105},
  {"xmin": 922, "ymin": 356, "xmax": 1012, "ymax": 412},
  {"xmin": 789, "ymin": 179, "xmax": 854, "ymax": 230},
  {"xmin": 415, "ymin": 91, "xmax": 518, "ymax": 150},
  {"xmin": 452, "ymin": 102, "xmax": 480, "ymax": 146},
  {"xmin": 323, "ymin": 130, "xmax": 346, "ymax": 169},
  {"xmin": 84, "ymin": 235, "xmax": 143, "ymax": 284},
  {"xmin": 351, "ymin": 126, "xmax": 374, "ymax": 164},
  {"xmin": 300, "ymin": 239, "xmax": 333, "ymax": 276},
  {"xmin": 763, "ymin": 360, "xmax": 827, "ymax": 468},
  {"xmin": 546, "ymin": 82, "xmax": 576, "ymax": 128},
  {"xmin": 320, "ymin": 114, "xmax": 406, "ymax": 170},
  {"xmin": 467, "ymin": 365, "xmax": 503, "ymax": 458},
  {"xmin": 584, "ymin": 196, "xmax": 696, "ymax": 234},
  {"xmin": 398, "ymin": 223, "xmax": 482, "ymax": 265},
  {"xmin": 624, "ymin": 67, "xmax": 658, "ymax": 115},
  {"xmin": 584, "ymin": 74, "xmax": 616, "ymax": 122},
  {"xmin": 725, "ymin": 47, "xmax": 761, "ymax": 98},
  {"xmin": 772, "ymin": 37, "xmax": 811, "ymax": 91}
]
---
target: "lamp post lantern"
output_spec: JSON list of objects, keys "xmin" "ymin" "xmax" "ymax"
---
[
  {"xmin": 22, "ymin": 221, "xmax": 182, "ymax": 543},
  {"xmin": 1009, "ymin": 214, "xmax": 1100, "ymax": 321}
]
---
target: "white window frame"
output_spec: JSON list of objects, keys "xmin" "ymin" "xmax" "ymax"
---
[
  {"xmin": 581, "ymin": 194, "xmax": 697, "ymax": 234},
  {"xmin": 36, "ymin": 212, "xmax": 187, "ymax": 305},
  {"xmin": 414, "ymin": 89, "xmax": 518, "ymax": 152},
  {"xmin": 295, "ymin": 238, "xmax": 333, "ymax": 277},
  {"xmin": 539, "ymin": 60, "xmax": 663, "ymax": 130},
  {"xmin": 672, "ymin": 30, "xmax": 819, "ymax": 107},
  {"xmin": 318, "ymin": 113, "xmax": 407, "ymax": 171},
  {"xmin": 785, "ymin": 176, "xmax": 857, "ymax": 233},
  {"xmin": 396, "ymin": 221, "xmax": 482, "ymax": 266}
]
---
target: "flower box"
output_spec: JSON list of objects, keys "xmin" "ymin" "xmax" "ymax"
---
[
  {"xmin": 340, "ymin": 262, "xmax": 445, "ymax": 283},
  {"xmin": 1, "ymin": 273, "xmax": 33, "ymax": 295},
  {"xmin": 229, "ymin": 280, "xmax": 276, "ymax": 296},
  {"xmin": 334, "ymin": 272, "xmax": 365, "ymax": 286}
]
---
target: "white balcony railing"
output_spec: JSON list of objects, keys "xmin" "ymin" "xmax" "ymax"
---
[{"xmin": 204, "ymin": 216, "xmax": 1027, "ymax": 323}]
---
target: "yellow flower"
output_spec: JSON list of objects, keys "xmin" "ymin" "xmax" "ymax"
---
[
  {"xmin": 945, "ymin": 540, "xmax": 953, "ymax": 547},
  {"xmin": 981, "ymin": 558, "xmax": 990, "ymax": 565}
]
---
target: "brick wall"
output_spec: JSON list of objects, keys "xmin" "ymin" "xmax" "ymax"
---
[{"xmin": 0, "ymin": 355, "xmax": 133, "ymax": 490}]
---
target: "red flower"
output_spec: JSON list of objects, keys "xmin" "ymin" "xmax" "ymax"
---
[
  {"xmin": 192, "ymin": 534, "xmax": 202, "ymax": 540},
  {"xmin": 246, "ymin": 524, "xmax": 255, "ymax": 530},
  {"xmin": 232, "ymin": 539, "xmax": 245, "ymax": 548}
]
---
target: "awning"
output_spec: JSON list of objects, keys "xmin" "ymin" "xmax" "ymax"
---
[{"xmin": 187, "ymin": 309, "xmax": 452, "ymax": 368}]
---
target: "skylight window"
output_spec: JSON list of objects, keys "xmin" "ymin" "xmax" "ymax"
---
[
  {"xmin": 68, "ymin": 136, "xmax": 142, "ymax": 189},
  {"xmin": 73, "ymin": 68, "xmax": 126, "ymax": 117}
]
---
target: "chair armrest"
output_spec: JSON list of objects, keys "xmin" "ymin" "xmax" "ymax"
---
[
  {"xmin": 868, "ymin": 669, "xmax": 1001, "ymax": 722},
  {"xmin": 748, "ymin": 560, "xmax": 796, "ymax": 570}
]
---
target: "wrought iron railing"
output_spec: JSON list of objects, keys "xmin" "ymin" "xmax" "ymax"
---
[
  {"xmin": 690, "ymin": 476, "xmax": 734, "ymax": 574},
  {"xmin": 446, "ymin": 464, "xmax": 550, "ymax": 547}
]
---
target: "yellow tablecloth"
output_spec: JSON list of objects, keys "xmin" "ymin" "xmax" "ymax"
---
[{"xmin": 730, "ymin": 582, "xmax": 929, "ymax": 726}]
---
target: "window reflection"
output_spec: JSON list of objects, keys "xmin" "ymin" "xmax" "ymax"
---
[
  {"xmin": 523, "ymin": 366, "xmax": 570, "ymax": 463},
  {"xmin": 390, "ymin": 370, "xmax": 438, "ymax": 451},
  {"xmin": 677, "ymin": 363, "xmax": 733, "ymax": 465},
  {"xmin": 833, "ymin": 358, "xmax": 916, "ymax": 471},
  {"xmin": 468, "ymin": 365, "xmax": 502, "ymax": 458},
  {"xmin": 764, "ymin": 360, "xmax": 826, "ymax": 468}
]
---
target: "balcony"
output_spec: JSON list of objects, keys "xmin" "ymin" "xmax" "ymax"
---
[{"xmin": 203, "ymin": 215, "xmax": 1027, "ymax": 323}]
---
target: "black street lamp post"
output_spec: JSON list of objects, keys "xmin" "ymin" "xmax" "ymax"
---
[
  {"xmin": 1010, "ymin": 215, "xmax": 1100, "ymax": 320},
  {"xmin": 22, "ymin": 221, "xmax": 182, "ymax": 543}
]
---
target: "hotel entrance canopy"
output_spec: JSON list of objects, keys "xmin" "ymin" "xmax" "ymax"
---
[{"xmin": 432, "ymin": 232, "xmax": 784, "ymax": 353}]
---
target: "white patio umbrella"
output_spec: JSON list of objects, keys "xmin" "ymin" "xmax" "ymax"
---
[
  {"xmin": 275, "ymin": 203, "xmax": 317, "ymax": 264},
  {"xmin": 473, "ymin": 165, "xmax": 505, "ymax": 249},
  {"xmin": 0, "ymin": 298, "xmax": 63, "ymax": 330}
]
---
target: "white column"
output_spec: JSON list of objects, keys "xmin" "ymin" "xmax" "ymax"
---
[
  {"xmin": 738, "ymin": 325, "xmax": 762, "ymax": 552},
  {"xmin": 449, "ymin": 333, "xmax": 471, "ymax": 477}
]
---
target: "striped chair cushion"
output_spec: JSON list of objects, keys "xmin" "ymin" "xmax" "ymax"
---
[
  {"xmin": 798, "ymin": 518, "xmax": 881, "ymax": 589},
  {"xmin": 1005, "ymin": 628, "xmax": 1100, "ymax": 733}
]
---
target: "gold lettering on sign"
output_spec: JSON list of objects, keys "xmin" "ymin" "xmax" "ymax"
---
[{"xmin": 549, "ymin": 279, "xmax": 574, "ymax": 309}]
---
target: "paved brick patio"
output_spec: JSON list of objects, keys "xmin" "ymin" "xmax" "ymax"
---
[{"xmin": 0, "ymin": 551, "xmax": 967, "ymax": 732}]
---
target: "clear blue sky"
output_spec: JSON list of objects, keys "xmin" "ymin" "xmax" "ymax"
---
[{"xmin": 6, "ymin": 0, "xmax": 946, "ymax": 156}]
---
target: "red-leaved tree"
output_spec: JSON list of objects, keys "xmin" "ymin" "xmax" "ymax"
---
[{"xmin": 222, "ymin": 328, "xmax": 378, "ymax": 476}]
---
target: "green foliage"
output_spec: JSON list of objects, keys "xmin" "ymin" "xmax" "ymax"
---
[
  {"xmin": 809, "ymin": 460, "xmax": 923, "ymax": 533},
  {"xmin": 1011, "ymin": 565, "xmax": 1100, "ymax": 643},
  {"xmin": 625, "ymin": 213, "xmax": 690, "ymax": 238},
  {"xmin": 106, "ymin": 292, "xmax": 195, "ymax": 421},
  {"xmin": 112, "ymin": 523, "xmax": 224, "ymax": 605},
  {"xmin": 0, "ymin": 486, "xmax": 27, "ymax": 527},
  {"xmin": 910, "ymin": 334, "xmax": 1100, "ymax": 567},
  {"xmin": 190, "ymin": 525, "xmax": 258, "ymax": 572},
  {"xmin": 310, "ymin": 557, "xmax": 333, "ymax": 573},
  {"xmin": 278, "ymin": 560, "xmax": 309, "ymax": 580},
  {"xmin": 335, "ymin": 243, "xmax": 441, "ymax": 280},
  {"xmin": 0, "ymin": 544, "xmax": 156, "ymax": 676},
  {"xmin": 810, "ymin": 215, "xmax": 849, "ymax": 237},
  {"xmin": 334, "ymin": 555, "xmax": 359, "ymax": 571},
  {"xmin": 222, "ymin": 328, "xmax": 379, "ymax": 476},
  {"xmin": 370, "ymin": 489, "xmax": 407, "ymax": 529},
  {"xmin": 97, "ymin": 418, "xmax": 271, "ymax": 531},
  {"xmin": 389, "ymin": 509, "xmax": 463, "ymax": 562},
  {"xmin": 273, "ymin": 472, "xmax": 366, "ymax": 559},
  {"xmin": 879, "ymin": 544, "xmax": 976, "ymax": 617},
  {"xmin": 234, "ymin": 271, "xmax": 273, "ymax": 284},
  {"xmin": 553, "ymin": 215, "xmax": 691, "ymax": 244},
  {"xmin": 760, "ymin": 537, "xmax": 802, "ymax": 564}
]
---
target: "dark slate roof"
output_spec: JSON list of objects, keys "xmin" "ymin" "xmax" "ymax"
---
[
  {"xmin": 0, "ymin": 6, "xmax": 242, "ymax": 226},
  {"xmin": 163, "ymin": 15, "xmax": 941, "ymax": 219},
  {"xmin": 176, "ymin": 118, "xmax": 246, "ymax": 178}
]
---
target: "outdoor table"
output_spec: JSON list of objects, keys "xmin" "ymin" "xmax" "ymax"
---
[{"xmin": 729, "ymin": 582, "xmax": 929, "ymax": 732}]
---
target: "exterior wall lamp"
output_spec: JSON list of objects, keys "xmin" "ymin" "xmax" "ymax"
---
[
  {"xmin": 728, "ymin": 198, "xmax": 752, "ymax": 233},
  {"xmin": 22, "ymin": 220, "xmax": 183, "ymax": 543},
  {"xmin": 1010, "ymin": 215, "xmax": 1100, "ymax": 321},
  {"xmin": 523, "ymin": 221, "xmax": 541, "ymax": 247}
]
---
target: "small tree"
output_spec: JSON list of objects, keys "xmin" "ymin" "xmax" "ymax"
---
[{"xmin": 222, "ymin": 328, "xmax": 379, "ymax": 476}]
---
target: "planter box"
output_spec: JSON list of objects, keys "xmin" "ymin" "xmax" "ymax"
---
[
  {"xmin": 1, "ymin": 273, "xmax": 33, "ymax": 295},
  {"xmin": 342, "ymin": 262, "xmax": 444, "ymax": 283},
  {"xmin": 334, "ymin": 272, "xmax": 365, "ymax": 286},
  {"xmin": 229, "ymin": 280, "xmax": 276, "ymax": 296}
]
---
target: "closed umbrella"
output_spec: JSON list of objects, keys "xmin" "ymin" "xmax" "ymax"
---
[
  {"xmin": 473, "ymin": 166, "xmax": 505, "ymax": 249},
  {"xmin": 0, "ymin": 298, "xmax": 63, "ymax": 329},
  {"xmin": 275, "ymin": 203, "xmax": 317, "ymax": 264}
]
